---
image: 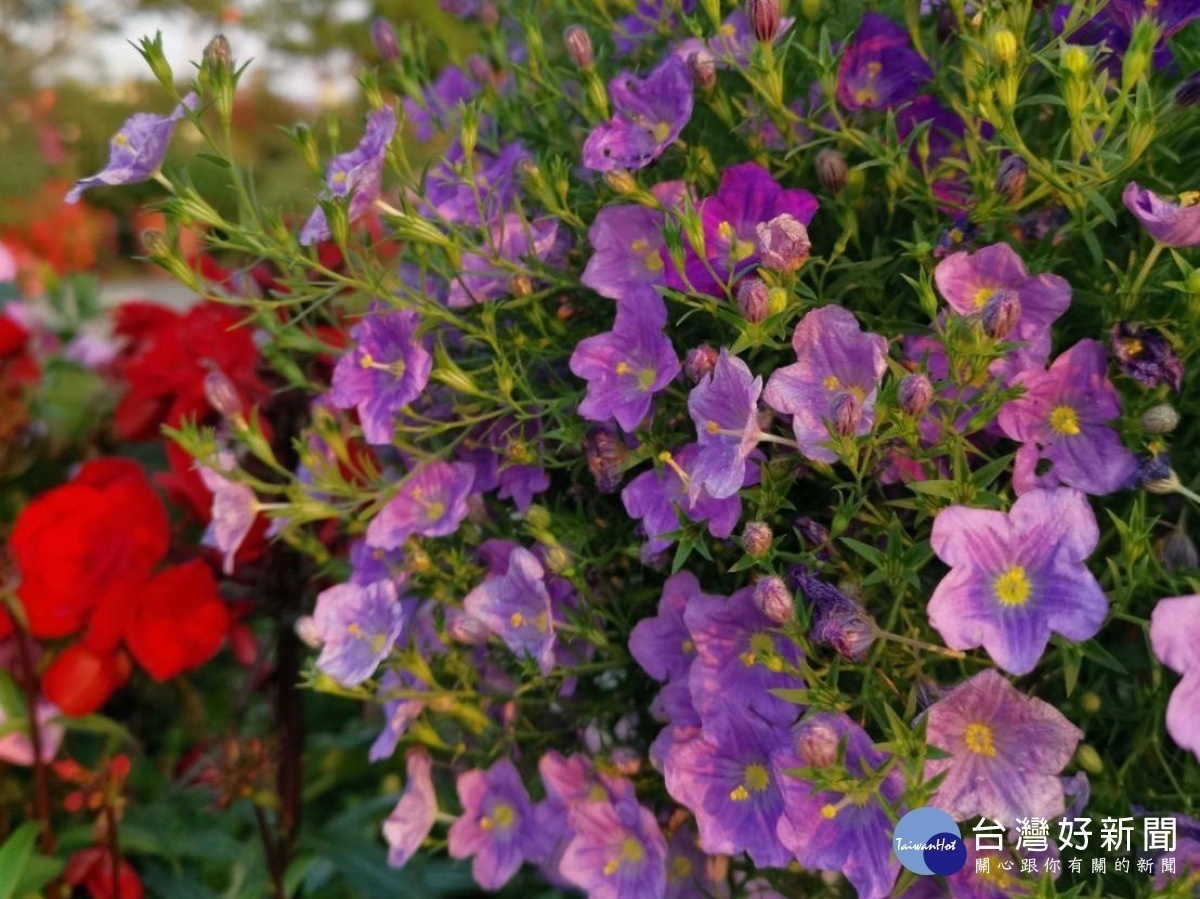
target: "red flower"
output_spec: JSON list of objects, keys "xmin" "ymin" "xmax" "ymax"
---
[
  {"xmin": 41, "ymin": 643, "xmax": 131, "ymax": 716},
  {"xmin": 124, "ymin": 560, "xmax": 229, "ymax": 680},
  {"xmin": 65, "ymin": 846, "xmax": 144, "ymax": 899},
  {"xmin": 0, "ymin": 312, "xmax": 39, "ymax": 392}
]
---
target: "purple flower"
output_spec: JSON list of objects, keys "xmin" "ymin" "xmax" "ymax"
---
[
  {"xmin": 1056, "ymin": 1, "xmax": 1200, "ymax": 75},
  {"xmin": 688, "ymin": 349, "xmax": 763, "ymax": 501},
  {"xmin": 999, "ymin": 340, "xmax": 1138, "ymax": 496},
  {"xmin": 582, "ymin": 181, "xmax": 688, "ymax": 303},
  {"xmin": 424, "ymin": 141, "xmax": 528, "ymax": 227},
  {"xmin": 329, "ymin": 307, "xmax": 433, "ymax": 445},
  {"xmin": 449, "ymin": 759, "xmax": 546, "ymax": 889},
  {"xmin": 1123, "ymin": 182, "xmax": 1200, "ymax": 247},
  {"xmin": 663, "ymin": 163, "xmax": 818, "ymax": 297},
  {"xmin": 583, "ymin": 55, "xmax": 694, "ymax": 172},
  {"xmin": 66, "ymin": 93, "xmax": 198, "ymax": 203},
  {"xmin": 197, "ymin": 461, "xmax": 257, "ymax": 576},
  {"xmin": 1111, "ymin": 322, "xmax": 1185, "ymax": 390},
  {"xmin": 559, "ymin": 795, "xmax": 668, "ymax": 899},
  {"xmin": 404, "ymin": 64, "xmax": 479, "ymax": 142},
  {"xmin": 447, "ymin": 214, "xmax": 564, "ymax": 307},
  {"xmin": 629, "ymin": 571, "xmax": 705, "ymax": 683},
  {"xmin": 1149, "ymin": 594, "xmax": 1200, "ymax": 760},
  {"xmin": 300, "ymin": 106, "xmax": 398, "ymax": 245},
  {"xmin": 837, "ymin": 13, "xmax": 932, "ymax": 111},
  {"xmin": 663, "ymin": 824, "xmax": 729, "ymax": 899},
  {"xmin": 349, "ymin": 539, "xmax": 405, "ymax": 586},
  {"xmin": 383, "ymin": 748, "xmax": 437, "ymax": 868},
  {"xmin": 762, "ymin": 305, "xmax": 888, "ymax": 463},
  {"xmin": 776, "ymin": 713, "xmax": 903, "ymax": 899},
  {"xmin": 463, "ymin": 546, "xmax": 557, "ymax": 674},
  {"xmin": 570, "ymin": 300, "xmax": 679, "ymax": 432},
  {"xmin": 922, "ymin": 669, "xmax": 1083, "ymax": 824},
  {"xmin": 369, "ymin": 667, "xmax": 427, "ymax": 762},
  {"xmin": 366, "ymin": 461, "xmax": 475, "ymax": 549},
  {"xmin": 311, "ymin": 579, "xmax": 411, "ymax": 686},
  {"xmin": 934, "ymin": 242, "xmax": 1071, "ymax": 378},
  {"xmin": 928, "ymin": 488, "xmax": 1108, "ymax": 675},
  {"xmin": 795, "ymin": 572, "xmax": 877, "ymax": 661},
  {"xmin": 614, "ymin": 0, "xmax": 696, "ymax": 54}
]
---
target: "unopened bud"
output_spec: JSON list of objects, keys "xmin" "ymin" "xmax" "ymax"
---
[
  {"xmin": 1142, "ymin": 468, "xmax": 1182, "ymax": 496},
  {"xmin": 753, "ymin": 576, "xmax": 794, "ymax": 624},
  {"xmin": 988, "ymin": 28, "xmax": 1018, "ymax": 67},
  {"xmin": 524, "ymin": 504, "xmax": 552, "ymax": 530},
  {"xmin": 584, "ymin": 427, "xmax": 628, "ymax": 493},
  {"xmin": 1062, "ymin": 45, "xmax": 1090, "ymax": 77},
  {"xmin": 603, "ymin": 170, "xmax": 638, "ymax": 196},
  {"xmin": 737, "ymin": 277, "xmax": 770, "ymax": 324},
  {"xmin": 898, "ymin": 373, "xmax": 934, "ymax": 416},
  {"xmin": 295, "ymin": 615, "xmax": 322, "ymax": 648},
  {"xmin": 684, "ymin": 344, "xmax": 719, "ymax": 383},
  {"xmin": 795, "ymin": 717, "xmax": 840, "ymax": 768},
  {"xmin": 544, "ymin": 545, "xmax": 572, "ymax": 575},
  {"xmin": 815, "ymin": 149, "xmax": 848, "ymax": 194},
  {"xmin": 755, "ymin": 214, "xmax": 811, "ymax": 273},
  {"xmin": 830, "ymin": 392, "xmax": 861, "ymax": 437},
  {"xmin": 203, "ymin": 369, "xmax": 243, "ymax": 419},
  {"xmin": 1122, "ymin": 18, "xmax": 1159, "ymax": 91},
  {"xmin": 767, "ymin": 287, "xmax": 788, "ymax": 316},
  {"xmin": 563, "ymin": 25, "xmax": 594, "ymax": 71},
  {"xmin": 510, "ymin": 274, "xmax": 533, "ymax": 298},
  {"xmin": 741, "ymin": 521, "xmax": 774, "ymax": 558},
  {"xmin": 746, "ymin": 0, "xmax": 781, "ymax": 43},
  {"xmin": 1075, "ymin": 743, "xmax": 1104, "ymax": 775},
  {"xmin": 1080, "ymin": 691, "xmax": 1102, "ymax": 714},
  {"xmin": 688, "ymin": 47, "xmax": 717, "ymax": 91},
  {"xmin": 371, "ymin": 18, "xmax": 400, "ymax": 62},
  {"xmin": 981, "ymin": 289, "xmax": 1021, "ymax": 339},
  {"xmin": 204, "ymin": 34, "xmax": 233, "ymax": 73},
  {"xmin": 1141, "ymin": 404, "xmax": 1179, "ymax": 435},
  {"xmin": 1160, "ymin": 530, "xmax": 1199, "ymax": 572},
  {"xmin": 800, "ymin": 0, "xmax": 822, "ymax": 22},
  {"xmin": 994, "ymin": 155, "xmax": 1028, "ymax": 202}
]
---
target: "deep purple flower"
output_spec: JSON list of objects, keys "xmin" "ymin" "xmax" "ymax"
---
[
  {"xmin": 663, "ymin": 163, "xmax": 818, "ymax": 297},
  {"xmin": 300, "ymin": 106, "xmax": 397, "ymax": 245},
  {"xmin": 1149, "ymin": 594, "xmax": 1200, "ymax": 760},
  {"xmin": 922, "ymin": 669, "xmax": 1083, "ymax": 824},
  {"xmin": 463, "ymin": 546, "xmax": 557, "ymax": 674},
  {"xmin": 559, "ymin": 795, "xmax": 668, "ymax": 899},
  {"xmin": 1123, "ymin": 181, "xmax": 1200, "ymax": 247},
  {"xmin": 777, "ymin": 713, "xmax": 903, "ymax": 899},
  {"xmin": 762, "ymin": 305, "xmax": 888, "ymax": 463},
  {"xmin": 329, "ymin": 307, "xmax": 432, "ymax": 445},
  {"xmin": 570, "ymin": 300, "xmax": 679, "ymax": 431},
  {"xmin": 837, "ymin": 13, "xmax": 932, "ymax": 111},
  {"xmin": 448, "ymin": 758, "xmax": 546, "ymax": 889},
  {"xmin": 1111, "ymin": 322, "xmax": 1185, "ymax": 390},
  {"xmin": 404, "ymin": 64, "xmax": 479, "ymax": 142},
  {"xmin": 688, "ymin": 348, "xmax": 763, "ymax": 501},
  {"xmin": 999, "ymin": 340, "xmax": 1138, "ymax": 496},
  {"xmin": 383, "ymin": 748, "xmax": 437, "ymax": 868},
  {"xmin": 1056, "ymin": 1, "xmax": 1200, "ymax": 75},
  {"xmin": 582, "ymin": 181, "xmax": 688, "ymax": 303},
  {"xmin": 311, "ymin": 579, "xmax": 411, "ymax": 686},
  {"xmin": 928, "ymin": 488, "xmax": 1107, "ymax": 675},
  {"xmin": 424, "ymin": 141, "xmax": 528, "ymax": 228},
  {"xmin": 583, "ymin": 55, "xmax": 694, "ymax": 172},
  {"xmin": 370, "ymin": 667, "xmax": 428, "ymax": 762},
  {"xmin": 614, "ymin": 0, "xmax": 696, "ymax": 55},
  {"xmin": 448, "ymin": 214, "xmax": 564, "ymax": 307},
  {"xmin": 66, "ymin": 93, "xmax": 198, "ymax": 203},
  {"xmin": 366, "ymin": 461, "xmax": 475, "ymax": 549},
  {"xmin": 457, "ymin": 417, "xmax": 549, "ymax": 513},
  {"xmin": 197, "ymin": 461, "xmax": 257, "ymax": 576}
]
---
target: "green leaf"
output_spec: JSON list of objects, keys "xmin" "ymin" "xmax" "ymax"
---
[
  {"xmin": 1078, "ymin": 639, "xmax": 1128, "ymax": 674},
  {"xmin": 840, "ymin": 537, "xmax": 886, "ymax": 568},
  {"xmin": 906, "ymin": 479, "xmax": 959, "ymax": 499},
  {"xmin": 11, "ymin": 855, "xmax": 64, "ymax": 898},
  {"xmin": 0, "ymin": 822, "xmax": 40, "ymax": 899},
  {"xmin": 52, "ymin": 713, "xmax": 137, "ymax": 745}
]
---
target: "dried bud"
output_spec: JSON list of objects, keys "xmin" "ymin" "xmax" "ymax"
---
[
  {"xmin": 746, "ymin": 0, "xmax": 781, "ymax": 43},
  {"xmin": 563, "ymin": 25, "xmax": 594, "ymax": 71},
  {"xmin": 1140, "ymin": 404, "xmax": 1180, "ymax": 435},
  {"xmin": 897, "ymin": 373, "xmax": 934, "ymax": 417},
  {"xmin": 683, "ymin": 344, "xmax": 719, "ymax": 382},
  {"xmin": 795, "ymin": 717, "xmax": 840, "ymax": 768},
  {"xmin": 204, "ymin": 34, "xmax": 233, "ymax": 73},
  {"xmin": 203, "ymin": 369, "xmax": 243, "ymax": 419},
  {"xmin": 737, "ymin": 276, "xmax": 770, "ymax": 324},
  {"xmin": 981, "ymin": 289, "xmax": 1021, "ymax": 339},
  {"xmin": 829, "ymin": 392, "xmax": 862, "ymax": 437},
  {"xmin": 371, "ymin": 18, "xmax": 400, "ymax": 62},
  {"xmin": 936, "ymin": 5, "xmax": 957, "ymax": 43},
  {"xmin": 987, "ymin": 27, "xmax": 1018, "ymax": 66},
  {"xmin": 741, "ymin": 521, "xmax": 774, "ymax": 558},
  {"xmin": 795, "ymin": 518, "xmax": 831, "ymax": 552},
  {"xmin": 1160, "ymin": 530, "xmax": 1199, "ymax": 572},
  {"xmin": 815, "ymin": 148, "xmax": 848, "ymax": 194},
  {"xmin": 688, "ymin": 47, "xmax": 717, "ymax": 91},
  {"xmin": 994, "ymin": 155, "xmax": 1028, "ymax": 202},
  {"xmin": 1176, "ymin": 70, "xmax": 1200, "ymax": 107},
  {"xmin": 510, "ymin": 273, "xmax": 533, "ymax": 298},
  {"xmin": 584, "ymin": 427, "xmax": 628, "ymax": 493},
  {"xmin": 796, "ymin": 571, "xmax": 876, "ymax": 661},
  {"xmin": 754, "ymin": 214, "xmax": 811, "ymax": 273},
  {"xmin": 1142, "ymin": 467, "xmax": 1180, "ymax": 496},
  {"xmin": 753, "ymin": 576, "xmax": 794, "ymax": 624}
]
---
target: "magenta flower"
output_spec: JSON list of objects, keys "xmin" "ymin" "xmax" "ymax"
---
[
  {"xmin": 66, "ymin": 93, "xmax": 198, "ymax": 203},
  {"xmin": 197, "ymin": 460, "xmax": 257, "ymax": 576},
  {"xmin": 999, "ymin": 340, "xmax": 1137, "ymax": 496},
  {"xmin": 776, "ymin": 713, "xmax": 903, "ymax": 899},
  {"xmin": 837, "ymin": 13, "xmax": 932, "ymax": 111},
  {"xmin": 928, "ymin": 488, "xmax": 1108, "ymax": 675},
  {"xmin": 559, "ymin": 795, "xmax": 668, "ymax": 899},
  {"xmin": 365, "ymin": 461, "xmax": 475, "ymax": 550},
  {"xmin": 1149, "ymin": 594, "xmax": 1200, "ymax": 760},
  {"xmin": 329, "ymin": 307, "xmax": 433, "ymax": 446},
  {"xmin": 762, "ymin": 305, "xmax": 888, "ymax": 463},
  {"xmin": 463, "ymin": 546, "xmax": 557, "ymax": 675},
  {"xmin": 447, "ymin": 214, "xmax": 565, "ymax": 307},
  {"xmin": 1122, "ymin": 182, "xmax": 1200, "ymax": 247},
  {"xmin": 300, "ymin": 106, "xmax": 398, "ymax": 245},
  {"xmin": 311, "ymin": 579, "xmax": 411, "ymax": 686},
  {"xmin": 922, "ymin": 670, "xmax": 1083, "ymax": 824},
  {"xmin": 581, "ymin": 182, "xmax": 687, "ymax": 303},
  {"xmin": 582, "ymin": 55, "xmax": 694, "ymax": 172},
  {"xmin": 448, "ymin": 758, "xmax": 547, "ymax": 889},
  {"xmin": 688, "ymin": 349, "xmax": 763, "ymax": 501},
  {"xmin": 570, "ymin": 300, "xmax": 679, "ymax": 432},
  {"xmin": 383, "ymin": 748, "xmax": 437, "ymax": 869}
]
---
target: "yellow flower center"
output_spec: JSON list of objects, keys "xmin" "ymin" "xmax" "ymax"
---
[
  {"xmin": 602, "ymin": 836, "xmax": 645, "ymax": 875},
  {"xmin": 739, "ymin": 632, "xmax": 781, "ymax": 670},
  {"xmin": 424, "ymin": 500, "xmax": 446, "ymax": 522},
  {"xmin": 681, "ymin": 639, "xmax": 694, "ymax": 654},
  {"xmin": 615, "ymin": 361, "xmax": 631, "ymax": 375},
  {"xmin": 706, "ymin": 420, "xmax": 720, "ymax": 434},
  {"xmin": 730, "ymin": 763, "xmax": 771, "ymax": 801},
  {"xmin": 1048, "ymin": 405, "xmax": 1081, "ymax": 436},
  {"xmin": 973, "ymin": 287, "xmax": 996, "ymax": 309},
  {"xmin": 994, "ymin": 565, "xmax": 1031, "ymax": 606},
  {"xmin": 481, "ymin": 802, "xmax": 515, "ymax": 831},
  {"xmin": 510, "ymin": 612, "xmax": 526, "ymax": 628},
  {"xmin": 717, "ymin": 221, "xmax": 735, "ymax": 241},
  {"xmin": 114, "ymin": 133, "xmax": 129, "ymax": 147},
  {"xmin": 332, "ymin": 171, "xmax": 347, "ymax": 184},
  {"xmin": 963, "ymin": 722, "xmax": 997, "ymax": 757},
  {"xmin": 652, "ymin": 121, "xmax": 673, "ymax": 144},
  {"xmin": 820, "ymin": 803, "xmax": 839, "ymax": 820},
  {"xmin": 823, "ymin": 374, "xmax": 841, "ymax": 390},
  {"xmin": 670, "ymin": 855, "xmax": 692, "ymax": 881},
  {"xmin": 853, "ymin": 86, "xmax": 878, "ymax": 105},
  {"xmin": 636, "ymin": 367, "xmax": 658, "ymax": 390},
  {"xmin": 587, "ymin": 784, "xmax": 608, "ymax": 802},
  {"xmin": 630, "ymin": 237, "xmax": 664, "ymax": 272}
]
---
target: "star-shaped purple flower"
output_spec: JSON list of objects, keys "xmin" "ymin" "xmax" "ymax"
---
[
  {"xmin": 448, "ymin": 758, "xmax": 547, "ymax": 889},
  {"xmin": 837, "ymin": 13, "xmax": 932, "ymax": 111},
  {"xmin": 688, "ymin": 348, "xmax": 763, "ymax": 502},
  {"xmin": 383, "ymin": 748, "xmax": 437, "ymax": 869},
  {"xmin": 922, "ymin": 669, "xmax": 1083, "ymax": 824},
  {"xmin": 1149, "ymin": 594, "xmax": 1200, "ymax": 760},
  {"xmin": 463, "ymin": 546, "xmax": 557, "ymax": 675},
  {"xmin": 999, "ymin": 340, "xmax": 1137, "ymax": 496},
  {"xmin": 311, "ymin": 578, "xmax": 411, "ymax": 686},
  {"xmin": 582, "ymin": 55, "xmax": 694, "ymax": 172},
  {"xmin": 1122, "ymin": 182, "xmax": 1200, "ymax": 247},
  {"xmin": 66, "ymin": 93, "xmax": 198, "ymax": 203},
  {"xmin": 366, "ymin": 461, "xmax": 475, "ymax": 550},
  {"xmin": 762, "ymin": 305, "xmax": 888, "ymax": 463},
  {"xmin": 329, "ymin": 307, "xmax": 433, "ymax": 446},
  {"xmin": 928, "ymin": 488, "xmax": 1108, "ymax": 675}
]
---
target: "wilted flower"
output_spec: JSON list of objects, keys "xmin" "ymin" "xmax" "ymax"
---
[
  {"xmin": 1160, "ymin": 530, "xmax": 1199, "ymax": 572},
  {"xmin": 197, "ymin": 462, "xmax": 258, "ymax": 575},
  {"xmin": 584, "ymin": 427, "xmax": 629, "ymax": 493},
  {"xmin": 383, "ymin": 748, "xmax": 437, "ymax": 868},
  {"xmin": 795, "ymin": 571, "xmax": 876, "ymax": 661},
  {"xmin": 1149, "ymin": 594, "xmax": 1200, "ymax": 760},
  {"xmin": 1110, "ymin": 322, "xmax": 1184, "ymax": 391},
  {"xmin": 582, "ymin": 55, "xmax": 694, "ymax": 172},
  {"xmin": 995, "ymin": 155, "xmax": 1028, "ymax": 201},
  {"xmin": 1122, "ymin": 182, "xmax": 1200, "ymax": 247}
]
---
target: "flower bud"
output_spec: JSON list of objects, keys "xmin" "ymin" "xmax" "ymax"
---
[
  {"xmin": 1141, "ymin": 404, "xmax": 1180, "ymax": 435},
  {"xmin": 981, "ymin": 289, "xmax": 1021, "ymax": 339},
  {"xmin": 584, "ymin": 427, "xmax": 627, "ymax": 493},
  {"xmin": 1176, "ymin": 70, "xmax": 1200, "ymax": 107},
  {"xmin": 830, "ymin": 392, "xmax": 861, "ymax": 437},
  {"xmin": 1062, "ymin": 45, "xmax": 1090, "ymax": 78},
  {"xmin": 753, "ymin": 576, "xmax": 794, "ymax": 624},
  {"xmin": 987, "ymin": 27, "xmax": 1018, "ymax": 67},
  {"xmin": 294, "ymin": 615, "xmax": 322, "ymax": 648},
  {"xmin": 796, "ymin": 571, "xmax": 876, "ymax": 661},
  {"xmin": 897, "ymin": 373, "xmax": 933, "ymax": 417},
  {"xmin": 510, "ymin": 273, "xmax": 533, "ymax": 298},
  {"xmin": 203, "ymin": 368, "xmax": 243, "ymax": 419},
  {"xmin": 800, "ymin": 0, "xmax": 822, "ymax": 22},
  {"xmin": 795, "ymin": 718, "xmax": 840, "ymax": 768},
  {"xmin": 1142, "ymin": 469, "xmax": 1181, "ymax": 496},
  {"xmin": 204, "ymin": 34, "xmax": 233, "ymax": 73},
  {"xmin": 563, "ymin": 25, "xmax": 594, "ymax": 71},
  {"xmin": 1075, "ymin": 743, "xmax": 1104, "ymax": 775},
  {"xmin": 737, "ymin": 277, "xmax": 770, "ymax": 324},
  {"xmin": 688, "ymin": 47, "xmax": 717, "ymax": 91},
  {"xmin": 1080, "ymin": 691, "xmax": 1102, "ymax": 714},
  {"xmin": 815, "ymin": 149, "xmax": 848, "ymax": 194},
  {"xmin": 544, "ymin": 545, "xmax": 572, "ymax": 575},
  {"xmin": 604, "ymin": 170, "xmax": 638, "ymax": 196},
  {"xmin": 1161, "ymin": 530, "xmax": 1199, "ymax": 572},
  {"xmin": 371, "ymin": 18, "xmax": 400, "ymax": 62},
  {"xmin": 683, "ymin": 344, "xmax": 719, "ymax": 382},
  {"xmin": 755, "ymin": 214, "xmax": 811, "ymax": 273},
  {"xmin": 994, "ymin": 155, "xmax": 1028, "ymax": 202},
  {"xmin": 746, "ymin": 0, "xmax": 781, "ymax": 43},
  {"xmin": 741, "ymin": 521, "xmax": 774, "ymax": 558},
  {"xmin": 1122, "ymin": 17, "xmax": 1159, "ymax": 91}
]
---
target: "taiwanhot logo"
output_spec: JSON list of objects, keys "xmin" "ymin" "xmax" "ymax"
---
[{"xmin": 892, "ymin": 807, "xmax": 967, "ymax": 877}]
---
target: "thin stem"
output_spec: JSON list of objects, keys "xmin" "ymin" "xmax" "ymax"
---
[
  {"xmin": 1126, "ymin": 241, "xmax": 1165, "ymax": 313},
  {"xmin": 254, "ymin": 805, "xmax": 286, "ymax": 899},
  {"xmin": 876, "ymin": 628, "xmax": 966, "ymax": 660},
  {"xmin": 104, "ymin": 805, "xmax": 123, "ymax": 899},
  {"xmin": 10, "ymin": 621, "xmax": 55, "ymax": 855}
]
